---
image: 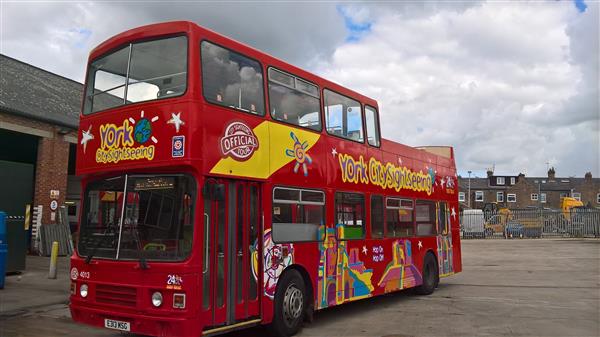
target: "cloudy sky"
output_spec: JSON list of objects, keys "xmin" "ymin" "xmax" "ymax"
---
[{"xmin": 1, "ymin": 1, "xmax": 598, "ymax": 178}]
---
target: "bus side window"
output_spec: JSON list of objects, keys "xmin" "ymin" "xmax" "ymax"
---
[
  {"xmin": 272, "ymin": 187, "xmax": 325, "ymax": 243},
  {"xmin": 415, "ymin": 200, "xmax": 436, "ymax": 236},
  {"xmin": 201, "ymin": 41, "xmax": 265, "ymax": 115},
  {"xmin": 365, "ymin": 105, "xmax": 381, "ymax": 147},
  {"xmin": 268, "ymin": 68, "xmax": 321, "ymax": 131},
  {"xmin": 371, "ymin": 195, "xmax": 384, "ymax": 238},
  {"xmin": 386, "ymin": 198, "xmax": 414, "ymax": 237},
  {"xmin": 335, "ymin": 192, "xmax": 365, "ymax": 240},
  {"xmin": 438, "ymin": 202, "xmax": 448, "ymax": 235},
  {"xmin": 324, "ymin": 90, "xmax": 364, "ymax": 143}
]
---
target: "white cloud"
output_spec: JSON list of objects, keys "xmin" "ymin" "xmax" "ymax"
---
[
  {"xmin": 1, "ymin": 2, "xmax": 346, "ymax": 82},
  {"xmin": 0, "ymin": 1, "xmax": 597, "ymax": 178},
  {"xmin": 318, "ymin": 1, "xmax": 598, "ymax": 177}
]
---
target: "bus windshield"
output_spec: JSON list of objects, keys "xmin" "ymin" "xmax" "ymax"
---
[
  {"xmin": 83, "ymin": 35, "xmax": 188, "ymax": 114},
  {"xmin": 78, "ymin": 174, "xmax": 196, "ymax": 262}
]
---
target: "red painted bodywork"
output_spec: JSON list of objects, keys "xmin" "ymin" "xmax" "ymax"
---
[{"xmin": 70, "ymin": 21, "xmax": 461, "ymax": 337}]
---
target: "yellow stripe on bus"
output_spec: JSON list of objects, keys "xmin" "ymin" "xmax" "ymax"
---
[{"xmin": 210, "ymin": 121, "xmax": 320, "ymax": 179}]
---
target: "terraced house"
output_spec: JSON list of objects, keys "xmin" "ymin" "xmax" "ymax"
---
[{"xmin": 457, "ymin": 168, "xmax": 600, "ymax": 210}]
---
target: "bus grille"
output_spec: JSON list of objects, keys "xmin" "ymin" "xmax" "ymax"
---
[{"xmin": 95, "ymin": 284, "xmax": 137, "ymax": 307}]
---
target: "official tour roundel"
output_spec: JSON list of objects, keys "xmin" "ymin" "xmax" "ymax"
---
[{"xmin": 220, "ymin": 121, "xmax": 259, "ymax": 160}]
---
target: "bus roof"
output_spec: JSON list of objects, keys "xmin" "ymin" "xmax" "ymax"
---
[
  {"xmin": 89, "ymin": 20, "xmax": 379, "ymax": 108},
  {"xmin": 87, "ymin": 20, "xmax": 454, "ymax": 169}
]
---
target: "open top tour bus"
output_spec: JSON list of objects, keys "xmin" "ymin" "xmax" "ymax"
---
[{"xmin": 70, "ymin": 21, "xmax": 461, "ymax": 337}]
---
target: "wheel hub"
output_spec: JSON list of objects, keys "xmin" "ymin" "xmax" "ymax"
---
[{"xmin": 283, "ymin": 284, "xmax": 303, "ymax": 325}]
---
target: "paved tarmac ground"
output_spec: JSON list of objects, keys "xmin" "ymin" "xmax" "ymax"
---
[{"xmin": 1, "ymin": 239, "xmax": 598, "ymax": 337}]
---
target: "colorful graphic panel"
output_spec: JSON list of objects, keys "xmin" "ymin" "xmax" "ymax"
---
[
  {"xmin": 437, "ymin": 235, "xmax": 454, "ymax": 277},
  {"xmin": 252, "ymin": 229, "xmax": 294, "ymax": 299},
  {"xmin": 377, "ymin": 240, "xmax": 423, "ymax": 293},
  {"xmin": 317, "ymin": 225, "xmax": 374, "ymax": 309}
]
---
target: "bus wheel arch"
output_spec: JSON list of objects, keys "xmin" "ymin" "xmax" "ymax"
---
[
  {"xmin": 416, "ymin": 250, "xmax": 439, "ymax": 295},
  {"xmin": 284, "ymin": 264, "xmax": 315, "ymax": 322},
  {"xmin": 269, "ymin": 266, "xmax": 310, "ymax": 337}
]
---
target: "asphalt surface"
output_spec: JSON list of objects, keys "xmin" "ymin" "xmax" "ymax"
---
[{"xmin": 1, "ymin": 239, "xmax": 598, "ymax": 337}]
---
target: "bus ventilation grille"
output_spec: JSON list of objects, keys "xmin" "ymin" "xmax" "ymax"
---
[{"xmin": 95, "ymin": 284, "xmax": 137, "ymax": 307}]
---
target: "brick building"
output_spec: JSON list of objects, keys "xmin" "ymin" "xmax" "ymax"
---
[
  {"xmin": 0, "ymin": 54, "xmax": 82, "ymax": 226},
  {"xmin": 458, "ymin": 168, "xmax": 600, "ymax": 210}
]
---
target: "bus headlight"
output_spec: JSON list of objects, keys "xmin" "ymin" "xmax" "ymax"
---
[
  {"xmin": 152, "ymin": 292, "xmax": 163, "ymax": 307},
  {"xmin": 80, "ymin": 284, "xmax": 88, "ymax": 298}
]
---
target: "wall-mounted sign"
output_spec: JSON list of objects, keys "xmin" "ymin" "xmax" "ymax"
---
[
  {"xmin": 50, "ymin": 200, "xmax": 58, "ymax": 211},
  {"xmin": 50, "ymin": 190, "xmax": 60, "ymax": 199}
]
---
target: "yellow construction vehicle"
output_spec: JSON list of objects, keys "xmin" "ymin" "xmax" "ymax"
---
[
  {"xmin": 483, "ymin": 202, "xmax": 543, "ymax": 238},
  {"xmin": 560, "ymin": 197, "xmax": 584, "ymax": 221},
  {"xmin": 483, "ymin": 203, "xmax": 513, "ymax": 237}
]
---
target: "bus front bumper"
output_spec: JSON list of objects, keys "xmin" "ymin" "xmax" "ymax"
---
[{"xmin": 70, "ymin": 302, "xmax": 199, "ymax": 337}]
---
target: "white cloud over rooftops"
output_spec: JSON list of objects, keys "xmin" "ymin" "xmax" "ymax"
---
[
  {"xmin": 1, "ymin": 1, "xmax": 597, "ymax": 177},
  {"xmin": 318, "ymin": 1, "xmax": 598, "ymax": 177}
]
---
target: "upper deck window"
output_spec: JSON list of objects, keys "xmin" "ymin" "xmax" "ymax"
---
[
  {"xmin": 268, "ymin": 68, "xmax": 321, "ymax": 131},
  {"xmin": 365, "ymin": 106, "xmax": 380, "ymax": 147},
  {"xmin": 324, "ymin": 90, "xmax": 364, "ymax": 143},
  {"xmin": 84, "ymin": 36, "xmax": 188, "ymax": 115},
  {"xmin": 201, "ymin": 41, "xmax": 265, "ymax": 115}
]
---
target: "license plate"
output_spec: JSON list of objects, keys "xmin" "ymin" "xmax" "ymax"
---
[{"xmin": 104, "ymin": 318, "xmax": 130, "ymax": 332}]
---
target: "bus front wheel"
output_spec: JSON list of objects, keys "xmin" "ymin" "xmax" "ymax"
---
[
  {"xmin": 269, "ymin": 269, "xmax": 306, "ymax": 337},
  {"xmin": 415, "ymin": 252, "xmax": 439, "ymax": 295}
]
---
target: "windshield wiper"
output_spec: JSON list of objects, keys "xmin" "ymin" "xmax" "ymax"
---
[
  {"xmin": 85, "ymin": 223, "xmax": 117, "ymax": 264},
  {"xmin": 131, "ymin": 224, "xmax": 149, "ymax": 270},
  {"xmin": 84, "ymin": 223, "xmax": 149, "ymax": 270}
]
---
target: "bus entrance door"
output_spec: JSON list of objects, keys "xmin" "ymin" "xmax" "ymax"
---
[{"xmin": 202, "ymin": 179, "xmax": 261, "ymax": 329}]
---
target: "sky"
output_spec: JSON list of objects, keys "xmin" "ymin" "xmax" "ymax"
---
[{"xmin": 1, "ymin": 0, "xmax": 598, "ymax": 178}]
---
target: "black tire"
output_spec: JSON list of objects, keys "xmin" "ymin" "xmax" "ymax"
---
[
  {"xmin": 415, "ymin": 252, "xmax": 438, "ymax": 295},
  {"xmin": 268, "ymin": 269, "xmax": 306, "ymax": 337}
]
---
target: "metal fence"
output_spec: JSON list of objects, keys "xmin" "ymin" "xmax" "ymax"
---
[{"xmin": 460, "ymin": 208, "xmax": 600, "ymax": 239}]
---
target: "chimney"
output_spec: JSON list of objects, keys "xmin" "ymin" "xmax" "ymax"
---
[
  {"xmin": 548, "ymin": 167, "xmax": 556, "ymax": 180},
  {"xmin": 585, "ymin": 172, "xmax": 592, "ymax": 181},
  {"xmin": 487, "ymin": 169, "xmax": 494, "ymax": 178}
]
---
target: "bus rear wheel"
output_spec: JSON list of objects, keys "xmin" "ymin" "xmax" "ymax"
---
[
  {"xmin": 269, "ymin": 269, "xmax": 306, "ymax": 337},
  {"xmin": 415, "ymin": 252, "xmax": 439, "ymax": 295}
]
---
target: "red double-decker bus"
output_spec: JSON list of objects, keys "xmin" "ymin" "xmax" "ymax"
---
[{"xmin": 70, "ymin": 21, "xmax": 461, "ymax": 337}]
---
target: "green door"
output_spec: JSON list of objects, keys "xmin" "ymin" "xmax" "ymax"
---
[{"xmin": 0, "ymin": 160, "xmax": 34, "ymax": 272}]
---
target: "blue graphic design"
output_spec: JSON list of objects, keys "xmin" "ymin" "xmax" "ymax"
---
[
  {"xmin": 285, "ymin": 132, "xmax": 312, "ymax": 176},
  {"xmin": 134, "ymin": 118, "xmax": 152, "ymax": 144}
]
